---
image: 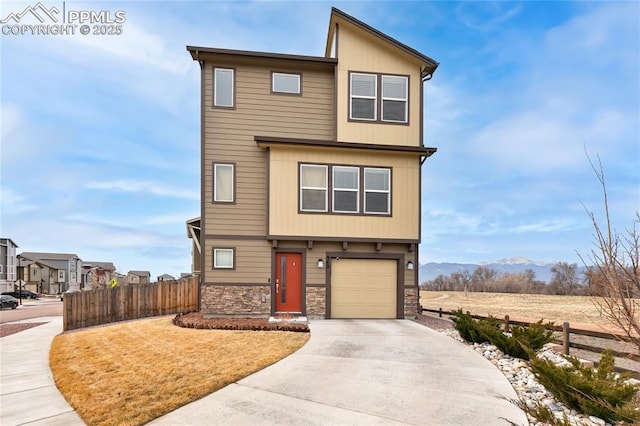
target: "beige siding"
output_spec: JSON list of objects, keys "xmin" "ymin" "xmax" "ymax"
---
[
  {"xmin": 336, "ymin": 24, "xmax": 423, "ymax": 146},
  {"xmin": 268, "ymin": 147, "xmax": 419, "ymax": 240},
  {"xmin": 202, "ymin": 62, "xmax": 334, "ymax": 236}
]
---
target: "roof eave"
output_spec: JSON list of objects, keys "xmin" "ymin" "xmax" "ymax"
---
[
  {"xmin": 186, "ymin": 45, "xmax": 337, "ymax": 65},
  {"xmin": 255, "ymin": 136, "xmax": 436, "ymax": 157}
]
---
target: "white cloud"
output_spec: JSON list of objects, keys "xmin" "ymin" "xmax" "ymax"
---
[
  {"xmin": 455, "ymin": 2, "xmax": 522, "ymax": 31},
  {"xmin": 84, "ymin": 179, "xmax": 199, "ymax": 200},
  {"xmin": 0, "ymin": 187, "xmax": 38, "ymax": 214}
]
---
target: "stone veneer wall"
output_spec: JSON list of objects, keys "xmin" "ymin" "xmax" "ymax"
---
[
  {"xmin": 403, "ymin": 286, "xmax": 418, "ymax": 319},
  {"xmin": 305, "ymin": 286, "xmax": 326, "ymax": 319},
  {"xmin": 201, "ymin": 284, "xmax": 271, "ymax": 317}
]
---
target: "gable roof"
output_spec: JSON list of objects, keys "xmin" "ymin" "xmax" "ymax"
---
[
  {"xmin": 83, "ymin": 261, "xmax": 116, "ymax": 271},
  {"xmin": 20, "ymin": 252, "xmax": 79, "ymax": 261},
  {"xmin": 326, "ymin": 7, "xmax": 439, "ymax": 78},
  {"xmin": 158, "ymin": 274, "xmax": 175, "ymax": 279},
  {"xmin": 17, "ymin": 258, "xmax": 60, "ymax": 270},
  {"xmin": 128, "ymin": 270, "xmax": 150, "ymax": 277},
  {"xmin": 0, "ymin": 238, "xmax": 18, "ymax": 248}
]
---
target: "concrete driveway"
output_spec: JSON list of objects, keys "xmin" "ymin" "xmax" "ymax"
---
[{"xmin": 152, "ymin": 320, "xmax": 527, "ymax": 425}]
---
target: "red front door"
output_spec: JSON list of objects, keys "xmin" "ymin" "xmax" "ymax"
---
[{"xmin": 275, "ymin": 253, "xmax": 302, "ymax": 313}]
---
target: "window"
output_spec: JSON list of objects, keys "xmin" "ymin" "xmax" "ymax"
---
[
  {"xmin": 300, "ymin": 164, "xmax": 391, "ymax": 215},
  {"xmin": 213, "ymin": 163, "xmax": 234, "ymax": 203},
  {"xmin": 382, "ymin": 75, "xmax": 408, "ymax": 122},
  {"xmin": 272, "ymin": 72, "xmax": 301, "ymax": 94},
  {"xmin": 364, "ymin": 168, "xmax": 391, "ymax": 214},
  {"xmin": 300, "ymin": 164, "xmax": 328, "ymax": 212},
  {"xmin": 333, "ymin": 166, "xmax": 359, "ymax": 213},
  {"xmin": 350, "ymin": 73, "xmax": 377, "ymax": 120},
  {"xmin": 350, "ymin": 72, "xmax": 409, "ymax": 123},
  {"xmin": 214, "ymin": 68, "xmax": 234, "ymax": 107},
  {"xmin": 213, "ymin": 248, "xmax": 234, "ymax": 269}
]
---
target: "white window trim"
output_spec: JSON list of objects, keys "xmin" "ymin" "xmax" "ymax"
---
[
  {"xmin": 381, "ymin": 75, "xmax": 408, "ymax": 123},
  {"xmin": 213, "ymin": 248, "xmax": 234, "ymax": 269},
  {"xmin": 213, "ymin": 163, "xmax": 234, "ymax": 203},
  {"xmin": 350, "ymin": 72, "xmax": 377, "ymax": 121},
  {"xmin": 272, "ymin": 72, "xmax": 301, "ymax": 94},
  {"xmin": 300, "ymin": 164, "xmax": 328, "ymax": 212},
  {"xmin": 332, "ymin": 166, "xmax": 360, "ymax": 213},
  {"xmin": 364, "ymin": 167, "xmax": 391, "ymax": 215},
  {"xmin": 214, "ymin": 68, "xmax": 234, "ymax": 107}
]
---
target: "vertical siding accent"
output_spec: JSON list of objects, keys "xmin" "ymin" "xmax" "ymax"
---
[{"xmin": 336, "ymin": 25, "xmax": 422, "ymax": 146}]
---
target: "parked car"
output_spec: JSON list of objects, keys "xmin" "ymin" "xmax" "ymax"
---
[
  {"xmin": 1, "ymin": 289, "xmax": 40, "ymax": 299},
  {"xmin": 60, "ymin": 288, "xmax": 81, "ymax": 301},
  {"xmin": 0, "ymin": 294, "xmax": 19, "ymax": 309}
]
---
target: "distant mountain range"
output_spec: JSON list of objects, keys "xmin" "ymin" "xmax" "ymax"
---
[{"xmin": 419, "ymin": 257, "xmax": 586, "ymax": 284}]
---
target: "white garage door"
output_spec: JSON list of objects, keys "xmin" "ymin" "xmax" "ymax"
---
[{"xmin": 331, "ymin": 259, "xmax": 397, "ymax": 318}]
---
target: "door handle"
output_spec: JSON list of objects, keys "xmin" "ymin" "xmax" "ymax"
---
[{"xmin": 276, "ymin": 282, "xmax": 279, "ymax": 293}]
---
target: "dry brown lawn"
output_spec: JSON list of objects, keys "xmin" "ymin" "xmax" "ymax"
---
[
  {"xmin": 50, "ymin": 316, "xmax": 309, "ymax": 426},
  {"xmin": 420, "ymin": 291, "xmax": 614, "ymax": 330}
]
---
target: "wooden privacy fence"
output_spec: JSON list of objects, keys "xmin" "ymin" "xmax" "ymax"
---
[
  {"xmin": 63, "ymin": 277, "xmax": 198, "ymax": 331},
  {"xmin": 422, "ymin": 307, "xmax": 640, "ymax": 378}
]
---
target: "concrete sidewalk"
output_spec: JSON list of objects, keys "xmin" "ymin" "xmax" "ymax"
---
[
  {"xmin": 0, "ymin": 316, "xmax": 84, "ymax": 426},
  {"xmin": 151, "ymin": 320, "xmax": 528, "ymax": 425}
]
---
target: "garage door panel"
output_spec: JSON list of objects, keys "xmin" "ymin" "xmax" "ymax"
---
[{"xmin": 331, "ymin": 259, "xmax": 397, "ymax": 319}]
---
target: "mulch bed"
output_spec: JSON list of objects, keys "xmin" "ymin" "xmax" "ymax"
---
[
  {"xmin": 173, "ymin": 312, "xmax": 309, "ymax": 332},
  {"xmin": 173, "ymin": 312, "xmax": 451, "ymax": 333}
]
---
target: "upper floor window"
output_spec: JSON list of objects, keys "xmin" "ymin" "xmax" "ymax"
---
[
  {"xmin": 350, "ymin": 73, "xmax": 377, "ymax": 121},
  {"xmin": 213, "ymin": 163, "xmax": 234, "ymax": 203},
  {"xmin": 364, "ymin": 168, "xmax": 391, "ymax": 214},
  {"xmin": 300, "ymin": 164, "xmax": 328, "ymax": 212},
  {"xmin": 333, "ymin": 166, "xmax": 359, "ymax": 213},
  {"xmin": 272, "ymin": 72, "xmax": 301, "ymax": 94},
  {"xmin": 214, "ymin": 67, "xmax": 234, "ymax": 107},
  {"xmin": 349, "ymin": 72, "xmax": 409, "ymax": 123},
  {"xmin": 300, "ymin": 164, "xmax": 391, "ymax": 216},
  {"xmin": 381, "ymin": 75, "xmax": 408, "ymax": 122}
]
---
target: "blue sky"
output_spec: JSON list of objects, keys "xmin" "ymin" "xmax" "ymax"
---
[{"xmin": 1, "ymin": 1, "xmax": 638, "ymax": 279}]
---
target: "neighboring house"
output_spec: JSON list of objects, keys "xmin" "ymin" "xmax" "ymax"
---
[
  {"xmin": 17, "ymin": 258, "xmax": 59, "ymax": 294},
  {"xmin": 19, "ymin": 252, "xmax": 82, "ymax": 293},
  {"xmin": 127, "ymin": 271, "xmax": 151, "ymax": 284},
  {"xmin": 186, "ymin": 217, "xmax": 201, "ymax": 276},
  {"xmin": 82, "ymin": 261, "xmax": 116, "ymax": 290},
  {"xmin": 112, "ymin": 272, "xmax": 127, "ymax": 286},
  {"xmin": 157, "ymin": 274, "xmax": 175, "ymax": 282},
  {"xmin": 186, "ymin": 8, "xmax": 438, "ymax": 320},
  {"xmin": 0, "ymin": 238, "xmax": 18, "ymax": 293}
]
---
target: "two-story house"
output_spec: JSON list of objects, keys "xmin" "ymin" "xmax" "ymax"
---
[
  {"xmin": 82, "ymin": 261, "xmax": 116, "ymax": 289},
  {"xmin": 19, "ymin": 252, "xmax": 82, "ymax": 294},
  {"xmin": 127, "ymin": 270, "xmax": 151, "ymax": 284},
  {"xmin": 187, "ymin": 8, "xmax": 438, "ymax": 319},
  {"xmin": 0, "ymin": 238, "xmax": 18, "ymax": 293}
]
